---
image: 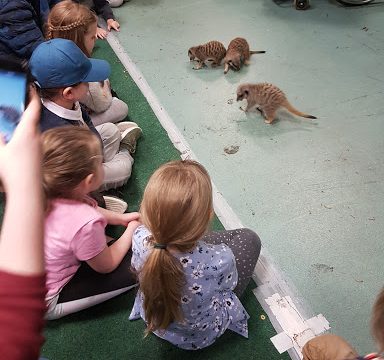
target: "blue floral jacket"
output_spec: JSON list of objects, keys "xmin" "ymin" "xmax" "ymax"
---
[{"xmin": 129, "ymin": 225, "xmax": 249, "ymax": 350}]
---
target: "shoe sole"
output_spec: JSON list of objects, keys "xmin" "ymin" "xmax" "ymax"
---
[{"xmin": 103, "ymin": 196, "xmax": 128, "ymax": 213}]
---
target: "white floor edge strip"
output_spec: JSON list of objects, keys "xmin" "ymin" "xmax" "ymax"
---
[{"xmin": 106, "ymin": 32, "xmax": 329, "ymax": 359}]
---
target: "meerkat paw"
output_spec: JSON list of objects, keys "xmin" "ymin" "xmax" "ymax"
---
[
  {"xmin": 239, "ymin": 106, "xmax": 247, "ymax": 112},
  {"xmin": 264, "ymin": 119, "xmax": 273, "ymax": 124}
]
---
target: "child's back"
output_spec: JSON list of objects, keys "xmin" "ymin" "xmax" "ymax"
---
[
  {"xmin": 44, "ymin": 197, "xmax": 106, "ymax": 301},
  {"xmin": 130, "ymin": 226, "xmax": 249, "ymax": 350},
  {"xmin": 130, "ymin": 160, "xmax": 261, "ymax": 349}
]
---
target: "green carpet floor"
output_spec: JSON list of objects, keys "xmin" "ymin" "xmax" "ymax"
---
[{"xmin": 1, "ymin": 40, "xmax": 290, "ymax": 359}]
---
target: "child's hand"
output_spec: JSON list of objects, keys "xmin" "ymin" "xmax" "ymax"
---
[
  {"xmin": 120, "ymin": 212, "xmax": 140, "ymax": 226},
  {"xmin": 96, "ymin": 27, "xmax": 108, "ymax": 39},
  {"xmin": 107, "ymin": 19, "xmax": 120, "ymax": 32},
  {"xmin": 126, "ymin": 220, "xmax": 141, "ymax": 235}
]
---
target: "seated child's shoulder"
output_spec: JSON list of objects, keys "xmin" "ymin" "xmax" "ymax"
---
[
  {"xmin": 133, "ymin": 225, "xmax": 152, "ymax": 245},
  {"xmin": 49, "ymin": 198, "xmax": 102, "ymax": 221}
]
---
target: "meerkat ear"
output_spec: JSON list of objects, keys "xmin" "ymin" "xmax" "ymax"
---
[{"xmin": 244, "ymin": 89, "xmax": 249, "ymax": 97}]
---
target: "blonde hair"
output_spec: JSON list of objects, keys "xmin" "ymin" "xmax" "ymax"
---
[
  {"xmin": 139, "ymin": 160, "xmax": 213, "ymax": 334},
  {"xmin": 372, "ymin": 288, "xmax": 384, "ymax": 352},
  {"xmin": 46, "ymin": 0, "xmax": 97, "ymax": 57},
  {"xmin": 42, "ymin": 126, "xmax": 102, "ymax": 201}
]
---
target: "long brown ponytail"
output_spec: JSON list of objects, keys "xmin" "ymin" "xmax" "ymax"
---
[{"xmin": 139, "ymin": 160, "xmax": 213, "ymax": 333}]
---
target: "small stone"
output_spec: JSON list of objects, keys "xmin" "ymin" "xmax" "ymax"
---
[{"xmin": 224, "ymin": 145, "xmax": 239, "ymax": 155}]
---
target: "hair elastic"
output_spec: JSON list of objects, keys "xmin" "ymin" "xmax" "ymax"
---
[{"xmin": 153, "ymin": 243, "xmax": 167, "ymax": 250}]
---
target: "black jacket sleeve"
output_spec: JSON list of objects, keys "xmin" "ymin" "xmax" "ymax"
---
[{"xmin": 92, "ymin": 0, "xmax": 115, "ymax": 21}]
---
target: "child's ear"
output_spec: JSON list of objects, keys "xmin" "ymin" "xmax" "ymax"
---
[
  {"xmin": 84, "ymin": 173, "xmax": 95, "ymax": 188},
  {"xmin": 62, "ymin": 86, "xmax": 75, "ymax": 101}
]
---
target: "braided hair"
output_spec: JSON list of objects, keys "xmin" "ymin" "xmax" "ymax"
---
[{"xmin": 46, "ymin": 0, "xmax": 97, "ymax": 57}]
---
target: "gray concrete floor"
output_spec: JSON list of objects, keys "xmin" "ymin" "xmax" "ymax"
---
[{"xmin": 111, "ymin": 0, "xmax": 384, "ymax": 354}]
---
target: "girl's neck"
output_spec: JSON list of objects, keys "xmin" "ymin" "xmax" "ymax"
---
[{"xmin": 71, "ymin": 187, "xmax": 89, "ymax": 201}]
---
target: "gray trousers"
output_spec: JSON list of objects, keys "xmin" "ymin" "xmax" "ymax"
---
[
  {"xmin": 95, "ymin": 123, "xmax": 134, "ymax": 191},
  {"xmin": 90, "ymin": 97, "xmax": 128, "ymax": 127},
  {"xmin": 202, "ymin": 228, "xmax": 261, "ymax": 298}
]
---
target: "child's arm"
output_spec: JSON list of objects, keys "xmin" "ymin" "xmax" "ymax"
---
[
  {"xmin": 97, "ymin": 207, "xmax": 140, "ymax": 226},
  {"xmin": 93, "ymin": 0, "xmax": 120, "ymax": 32},
  {"xmin": 86, "ymin": 220, "xmax": 140, "ymax": 273}
]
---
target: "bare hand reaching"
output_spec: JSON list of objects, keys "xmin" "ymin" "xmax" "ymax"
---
[
  {"xmin": 107, "ymin": 19, "xmax": 120, "ymax": 32},
  {"xmin": 96, "ymin": 27, "xmax": 108, "ymax": 39}
]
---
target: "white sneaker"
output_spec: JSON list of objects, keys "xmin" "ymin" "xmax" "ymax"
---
[
  {"xmin": 116, "ymin": 121, "xmax": 142, "ymax": 154},
  {"xmin": 103, "ymin": 196, "xmax": 128, "ymax": 214}
]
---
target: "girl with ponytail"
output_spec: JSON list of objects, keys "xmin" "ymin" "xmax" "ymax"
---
[{"xmin": 129, "ymin": 160, "xmax": 261, "ymax": 349}]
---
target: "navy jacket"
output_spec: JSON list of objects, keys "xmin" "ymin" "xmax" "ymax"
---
[
  {"xmin": 40, "ymin": 104, "xmax": 102, "ymax": 145},
  {"xmin": 0, "ymin": 0, "xmax": 45, "ymax": 62},
  {"xmin": 0, "ymin": 0, "xmax": 61, "ymax": 61}
]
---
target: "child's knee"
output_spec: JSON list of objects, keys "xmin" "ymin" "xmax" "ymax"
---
[
  {"xmin": 108, "ymin": 0, "xmax": 124, "ymax": 7},
  {"xmin": 97, "ymin": 122, "xmax": 120, "ymax": 141},
  {"xmin": 102, "ymin": 151, "xmax": 133, "ymax": 189},
  {"xmin": 243, "ymin": 228, "xmax": 261, "ymax": 252},
  {"xmin": 111, "ymin": 97, "xmax": 128, "ymax": 120}
]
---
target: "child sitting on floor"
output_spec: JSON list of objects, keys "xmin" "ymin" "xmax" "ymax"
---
[
  {"xmin": 47, "ymin": 0, "xmax": 130, "ymax": 127},
  {"xmin": 29, "ymin": 38, "xmax": 142, "ymax": 192},
  {"xmin": 42, "ymin": 126, "xmax": 139, "ymax": 319},
  {"xmin": 129, "ymin": 159, "xmax": 261, "ymax": 350}
]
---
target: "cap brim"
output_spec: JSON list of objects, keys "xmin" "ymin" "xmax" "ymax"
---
[{"xmin": 82, "ymin": 59, "xmax": 111, "ymax": 83}]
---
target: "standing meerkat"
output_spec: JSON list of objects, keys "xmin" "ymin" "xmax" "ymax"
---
[
  {"xmin": 223, "ymin": 37, "xmax": 265, "ymax": 74},
  {"xmin": 236, "ymin": 83, "xmax": 317, "ymax": 124},
  {"xmin": 188, "ymin": 41, "xmax": 227, "ymax": 70}
]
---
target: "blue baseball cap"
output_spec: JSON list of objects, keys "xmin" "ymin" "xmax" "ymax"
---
[{"xmin": 30, "ymin": 38, "xmax": 111, "ymax": 88}]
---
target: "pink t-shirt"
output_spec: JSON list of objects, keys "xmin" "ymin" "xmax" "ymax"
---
[{"xmin": 44, "ymin": 198, "xmax": 107, "ymax": 300}]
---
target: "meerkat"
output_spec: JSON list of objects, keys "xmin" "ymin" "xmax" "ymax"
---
[
  {"xmin": 236, "ymin": 83, "xmax": 317, "ymax": 124},
  {"xmin": 223, "ymin": 37, "xmax": 266, "ymax": 74},
  {"xmin": 188, "ymin": 40, "xmax": 227, "ymax": 70}
]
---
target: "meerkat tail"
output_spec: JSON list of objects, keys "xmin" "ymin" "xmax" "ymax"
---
[
  {"xmin": 284, "ymin": 102, "xmax": 317, "ymax": 119},
  {"xmin": 250, "ymin": 50, "xmax": 266, "ymax": 54}
]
